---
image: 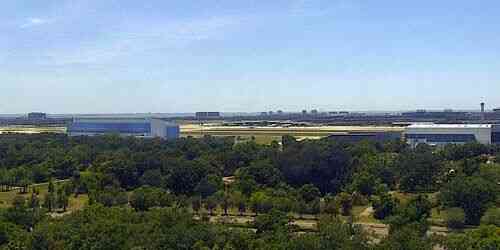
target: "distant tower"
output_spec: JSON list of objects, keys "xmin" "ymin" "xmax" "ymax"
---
[{"xmin": 481, "ymin": 102, "xmax": 485, "ymax": 121}]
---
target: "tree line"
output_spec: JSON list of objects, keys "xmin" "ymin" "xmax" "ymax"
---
[{"xmin": 0, "ymin": 133, "xmax": 499, "ymax": 249}]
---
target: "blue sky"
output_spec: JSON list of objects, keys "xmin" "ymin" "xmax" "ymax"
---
[{"xmin": 1, "ymin": 0, "xmax": 500, "ymax": 113}]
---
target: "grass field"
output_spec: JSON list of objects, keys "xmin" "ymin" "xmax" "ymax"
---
[
  {"xmin": 181, "ymin": 124, "xmax": 403, "ymax": 144},
  {"xmin": 0, "ymin": 180, "xmax": 88, "ymax": 212},
  {"xmin": 0, "ymin": 126, "xmax": 66, "ymax": 134}
]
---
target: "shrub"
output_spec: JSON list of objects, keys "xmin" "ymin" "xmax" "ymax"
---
[
  {"xmin": 481, "ymin": 207, "xmax": 500, "ymax": 227},
  {"xmin": 372, "ymin": 194, "xmax": 398, "ymax": 220},
  {"xmin": 445, "ymin": 207, "xmax": 466, "ymax": 229}
]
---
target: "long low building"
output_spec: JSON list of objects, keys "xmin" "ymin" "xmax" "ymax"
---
[
  {"xmin": 68, "ymin": 118, "xmax": 180, "ymax": 139},
  {"xmin": 405, "ymin": 124, "xmax": 500, "ymax": 147}
]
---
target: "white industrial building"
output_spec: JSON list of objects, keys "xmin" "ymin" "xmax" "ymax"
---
[
  {"xmin": 405, "ymin": 124, "xmax": 499, "ymax": 147},
  {"xmin": 68, "ymin": 118, "xmax": 180, "ymax": 139}
]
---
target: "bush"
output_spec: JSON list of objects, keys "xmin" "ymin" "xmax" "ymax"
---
[
  {"xmin": 445, "ymin": 207, "xmax": 466, "ymax": 229},
  {"xmin": 373, "ymin": 194, "xmax": 398, "ymax": 220},
  {"xmin": 352, "ymin": 192, "xmax": 369, "ymax": 206},
  {"xmin": 481, "ymin": 207, "xmax": 500, "ymax": 227},
  {"xmin": 337, "ymin": 192, "xmax": 353, "ymax": 216}
]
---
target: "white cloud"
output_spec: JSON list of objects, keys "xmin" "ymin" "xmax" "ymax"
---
[{"xmin": 20, "ymin": 18, "xmax": 52, "ymax": 28}]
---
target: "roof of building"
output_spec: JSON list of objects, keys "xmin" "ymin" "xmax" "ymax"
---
[{"xmin": 407, "ymin": 124, "xmax": 492, "ymax": 129}]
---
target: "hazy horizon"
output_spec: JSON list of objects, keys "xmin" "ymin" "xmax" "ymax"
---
[{"xmin": 1, "ymin": 0, "xmax": 500, "ymax": 113}]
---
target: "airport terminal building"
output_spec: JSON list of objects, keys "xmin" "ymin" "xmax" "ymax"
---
[
  {"xmin": 68, "ymin": 118, "xmax": 180, "ymax": 139},
  {"xmin": 405, "ymin": 124, "xmax": 500, "ymax": 147}
]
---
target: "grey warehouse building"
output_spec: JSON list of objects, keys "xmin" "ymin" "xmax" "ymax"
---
[
  {"xmin": 68, "ymin": 118, "xmax": 180, "ymax": 139},
  {"xmin": 405, "ymin": 124, "xmax": 500, "ymax": 147},
  {"xmin": 327, "ymin": 131, "xmax": 402, "ymax": 143}
]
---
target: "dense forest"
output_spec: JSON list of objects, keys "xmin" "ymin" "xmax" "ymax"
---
[{"xmin": 0, "ymin": 133, "xmax": 499, "ymax": 249}]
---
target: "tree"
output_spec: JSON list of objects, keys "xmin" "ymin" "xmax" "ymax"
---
[
  {"xmin": 253, "ymin": 209, "xmax": 291, "ymax": 234},
  {"xmin": 445, "ymin": 207, "xmax": 466, "ymax": 229},
  {"xmin": 129, "ymin": 186, "xmax": 172, "ymax": 212},
  {"xmin": 398, "ymin": 151, "xmax": 443, "ymax": 192},
  {"xmin": 378, "ymin": 225, "xmax": 435, "ymax": 250},
  {"xmin": 241, "ymin": 160, "xmax": 282, "ymax": 187},
  {"xmin": 191, "ymin": 196, "xmax": 202, "ymax": 215},
  {"xmin": 205, "ymin": 195, "xmax": 219, "ymax": 216},
  {"xmin": 373, "ymin": 193, "xmax": 398, "ymax": 220},
  {"xmin": 56, "ymin": 187, "xmax": 69, "ymax": 211},
  {"xmin": 481, "ymin": 207, "xmax": 500, "ymax": 227},
  {"xmin": 404, "ymin": 195, "xmax": 432, "ymax": 222},
  {"xmin": 440, "ymin": 176, "xmax": 497, "ymax": 225},
  {"xmin": 43, "ymin": 193, "xmax": 55, "ymax": 212},
  {"xmin": 229, "ymin": 191, "xmax": 246, "ymax": 216},
  {"xmin": 299, "ymin": 184, "xmax": 321, "ymax": 203},
  {"xmin": 321, "ymin": 195, "xmax": 339, "ymax": 217},
  {"xmin": 92, "ymin": 186, "xmax": 129, "ymax": 207},
  {"xmin": 195, "ymin": 175, "xmax": 221, "ymax": 199},
  {"xmin": 444, "ymin": 225, "xmax": 500, "ymax": 250},
  {"xmin": 165, "ymin": 159, "xmax": 207, "ymax": 195},
  {"xmin": 249, "ymin": 191, "xmax": 272, "ymax": 215},
  {"xmin": 5, "ymin": 196, "xmax": 29, "ymax": 227},
  {"xmin": 350, "ymin": 171, "xmax": 379, "ymax": 196},
  {"xmin": 221, "ymin": 192, "xmax": 232, "ymax": 216},
  {"xmin": 337, "ymin": 192, "xmax": 353, "ymax": 216},
  {"xmin": 315, "ymin": 216, "xmax": 370, "ymax": 250},
  {"xmin": 234, "ymin": 173, "xmax": 257, "ymax": 197},
  {"xmin": 28, "ymin": 191, "xmax": 39, "ymax": 209},
  {"xmin": 140, "ymin": 169, "xmax": 164, "ymax": 188}
]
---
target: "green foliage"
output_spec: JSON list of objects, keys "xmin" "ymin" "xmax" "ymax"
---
[
  {"xmin": 321, "ymin": 195, "xmax": 339, "ymax": 216},
  {"xmin": 373, "ymin": 193, "xmax": 399, "ymax": 220},
  {"xmin": 350, "ymin": 171, "xmax": 379, "ymax": 196},
  {"xmin": 249, "ymin": 191, "xmax": 272, "ymax": 215},
  {"xmin": 195, "ymin": 175, "xmax": 222, "ymax": 199},
  {"xmin": 385, "ymin": 195, "xmax": 431, "ymax": 236},
  {"xmin": 253, "ymin": 209, "xmax": 291, "ymax": 234},
  {"xmin": 315, "ymin": 216, "xmax": 371, "ymax": 250},
  {"xmin": 240, "ymin": 160, "xmax": 282, "ymax": 187},
  {"xmin": 377, "ymin": 225, "xmax": 435, "ymax": 250},
  {"xmin": 91, "ymin": 186, "xmax": 129, "ymax": 207},
  {"xmin": 299, "ymin": 184, "xmax": 321, "ymax": 203},
  {"xmin": 444, "ymin": 225, "xmax": 500, "ymax": 250},
  {"xmin": 481, "ymin": 207, "xmax": 500, "ymax": 227},
  {"xmin": 129, "ymin": 186, "xmax": 173, "ymax": 211},
  {"xmin": 337, "ymin": 192, "xmax": 353, "ymax": 216},
  {"xmin": 440, "ymin": 176, "xmax": 497, "ymax": 225},
  {"xmin": 445, "ymin": 207, "xmax": 466, "ymax": 229},
  {"xmin": 398, "ymin": 150, "xmax": 443, "ymax": 192},
  {"xmin": 0, "ymin": 133, "xmax": 499, "ymax": 249}
]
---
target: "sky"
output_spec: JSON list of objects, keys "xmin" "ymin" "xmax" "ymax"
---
[{"xmin": 1, "ymin": 0, "xmax": 500, "ymax": 114}]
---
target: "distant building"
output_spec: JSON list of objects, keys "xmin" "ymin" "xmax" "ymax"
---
[
  {"xmin": 68, "ymin": 118, "xmax": 179, "ymax": 139},
  {"xmin": 302, "ymin": 110, "xmax": 308, "ymax": 115},
  {"xmin": 277, "ymin": 110, "xmax": 284, "ymax": 115},
  {"xmin": 311, "ymin": 110, "xmax": 319, "ymax": 115},
  {"xmin": 494, "ymin": 108, "xmax": 500, "ymax": 112},
  {"xmin": 195, "ymin": 112, "xmax": 221, "ymax": 119},
  {"xmin": 401, "ymin": 110, "xmax": 468, "ymax": 119},
  {"xmin": 28, "ymin": 112, "xmax": 47, "ymax": 120},
  {"xmin": 327, "ymin": 132, "xmax": 402, "ymax": 143},
  {"xmin": 261, "ymin": 112, "xmax": 268, "ymax": 116},
  {"xmin": 405, "ymin": 124, "xmax": 498, "ymax": 147}
]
